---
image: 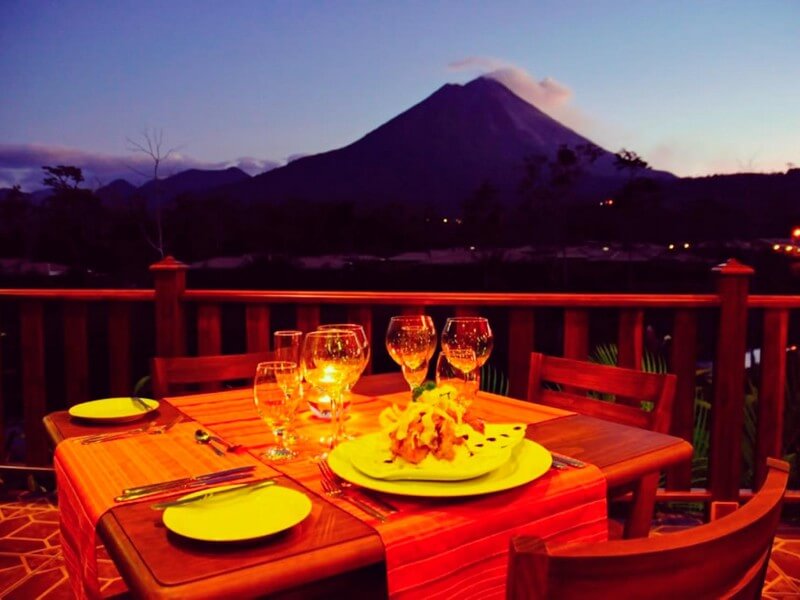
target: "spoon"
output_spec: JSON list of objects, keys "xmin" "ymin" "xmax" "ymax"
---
[{"xmin": 195, "ymin": 429, "xmax": 225, "ymax": 457}]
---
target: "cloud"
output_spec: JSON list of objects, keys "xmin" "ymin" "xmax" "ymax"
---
[
  {"xmin": 0, "ymin": 144, "xmax": 282, "ymax": 191},
  {"xmin": 449, "ymin": 57, "xmax": 572, "ymax": 110}
]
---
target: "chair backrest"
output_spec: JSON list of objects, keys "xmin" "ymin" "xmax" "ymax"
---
[
  {"xmin": 526, "ymin": 352, "xmax": 677, "ymax": 433},
  {"xmin": 151, "ymin": 351, "xmax": 274, "ymax": 398},
  {"xmin": 507, "ymin": 457, "xmax": 789, "ymax": 600}
]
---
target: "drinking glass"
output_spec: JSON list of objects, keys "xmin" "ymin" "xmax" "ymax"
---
[
  {"xmin": 434, "ymin": 349, "xmax": 478, "ymax": 407},
  {"xmin": 253, "ymin": 361, "xmax": 302, "ymax": 461},
  {"xmin": 385, "ymin": 315, "xmax": 437, "ymax": 393},
  {"xmin": 441, "ymin": 316, "xmax": 493, "ymax": 390},
  {"xmin": 314, "ymin": 324, "xmax": 369, "ymax": 433},
  {"xmin": 274, "ymin": 330, "xmax": 303, "ymax": 363},
  {"xmin": 302, "ymin": 329, "xmax": 364, "ymax": 450}
]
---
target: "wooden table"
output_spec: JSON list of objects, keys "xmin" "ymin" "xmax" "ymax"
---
[{"xmin": 45, "ymin": 384, "xmax": 692, "ymax": 598}]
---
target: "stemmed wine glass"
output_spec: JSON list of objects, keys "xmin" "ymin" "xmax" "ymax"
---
[
  {"xmin": 315, "ymin": 323, "xmax": 370, "ymax": 433},
  {"xmin": 440, "ymin": 317, "xmax": 494, "ymax": 395},
  {"xmin": 273, "ymin": 329, "xmax": 305, "ymax": 442},
  {"xmin": 385, "ymin": 315, "xmax": 437, "ymax": 394},
  {"xmin": 302, "ymin": 329, "xmax": 364, "ymax": 450},
  {"xmin": 274, "ymin": 330, "xmax": 303, "ymax": 363},
  {"xmin": 434, "ymin": 348, "xmax": 478, "ymax": 407},
  {"xmin": 253, "ymin": 361, "xmax": 302, "ymax": 461}
]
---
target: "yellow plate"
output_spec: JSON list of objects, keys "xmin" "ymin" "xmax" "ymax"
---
[
  {"xmin": 329, "ymin": 439, "xmax": 552, "ymax": 497},
  {"xmin": 68, "ymin": 397, "xmax": 159, "ymax": 422},
  {"xmin": 348, "ymin": 426, "xmax": 516, "ymax": 481},
  {"xmin": 163, "ymin": 484, "xmax": 312, "ymax": 542}
]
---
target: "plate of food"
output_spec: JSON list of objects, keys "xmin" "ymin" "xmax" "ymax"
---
[
  {"xmin": 68, "ymin": 397, "xmax": 159, "ymax": 423},
  {"xmin": 328, "ymin": 384, "xmax": 551, "ymax": 495}
]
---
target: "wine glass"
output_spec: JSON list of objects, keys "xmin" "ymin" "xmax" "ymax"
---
[
  {"xmin": 315, "ymin": 324, "xmax": 369, "ymax": 432},
  {"xmin": 441, "ymin": 317, "xmax": 494, "ymax": 390},
  {"xmin": 302, "ymin": 329, "xmax": 364, "ymax": 450},
  {"xmin": 317, "ymin": 323, "xmax": 370, "ymax": 385},
  {"xmin": 274, "ymin": 330, "xmax": 303, "ymax": 363},
  {"xmin": 253, "ymin": 361, "xmax": 302, "ymax": 461},
  {"xmin": 385, "ymin": 315, "xmax": 437, "ymax": 393},
  {"xmin": 434, "ymin": 349, "xmax": 478, "ymax": 407}
]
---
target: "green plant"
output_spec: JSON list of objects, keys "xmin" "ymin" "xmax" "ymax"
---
[{"xmin": 480, "ymin": 362, "xmax": 509, "ymax": 396}]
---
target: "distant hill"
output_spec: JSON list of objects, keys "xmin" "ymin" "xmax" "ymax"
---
[
  {"xmin": 95, "ymin": 179, "xmax": 137, "ymax": 205},
  {"xmin": 137, "ymin": 166, "xmax": 250, "ymax": 202},
  {"xmin": 219, "ymin": 77, "xmax": 673, "ymax": 211}
]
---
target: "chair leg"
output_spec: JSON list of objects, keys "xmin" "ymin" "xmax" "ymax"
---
[{"xmin": 624, "ymin": 471, "xmax": 659, "ymax": 538}]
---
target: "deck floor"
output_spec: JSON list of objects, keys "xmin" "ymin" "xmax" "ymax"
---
[{"xmin": 0, "ymin": 486, "xmax": 798, "ymax": 599}]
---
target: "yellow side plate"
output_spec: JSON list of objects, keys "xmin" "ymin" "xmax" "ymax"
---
[
  {"xmin": 163, "ymin": 484, "xmax": 312, "ymax": 542},
  {"xmin": 329, "ymin": 439, "xmax": 552, "ymax": 497},
  {"xmin": 68, "ymin": 397, "xmax": 159, "ymax": 422}
]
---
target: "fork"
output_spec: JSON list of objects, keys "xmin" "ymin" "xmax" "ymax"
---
[
  {"xmin": 81, "ymin": 420, "xmax": 160, "ymax": 444},
  {"xmin": 317, "ymin": 463, "xmax": 387, "ymax": 522},
  {"xmin": 318, "ymin": 460, "xmax": 398, "ymax": 514}
]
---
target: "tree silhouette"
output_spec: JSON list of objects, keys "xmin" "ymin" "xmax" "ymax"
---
[
  {"xmin": 127, "ymin": 128, "xmax": 179, "ymax": 258},
  {"xmin": 42, "ymin": 165, "xmax": 85, "ymax": 191}
]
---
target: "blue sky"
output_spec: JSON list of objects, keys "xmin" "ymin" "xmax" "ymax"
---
[{"xmin": 1, "ymin": 0, "xmax": 798, "ymax": 189}]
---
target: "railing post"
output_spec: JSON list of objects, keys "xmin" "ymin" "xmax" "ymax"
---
[
  {"xmin": 151, "ymin": 257, "xmax": 188, "ymax": 357},
  {"xmin": 709, "ymin": 259, "xmax": 753, "ymax": 503}
]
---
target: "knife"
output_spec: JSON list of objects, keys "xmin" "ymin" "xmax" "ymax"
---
[
  {"xmin": 150, "ymin": 479, "xmax": 276, "ymax": 510},
  {"xmin": 132, "ymin": 396, "xmax": 151, "ymax": 411},
  {"xmin": 116, "ymin": 471, "xmax": 256, "ymax": 502},
  {"xmin": 118, "ymin": 466, "xmax": 256, "ymax": 499},
  {"xmin": 550, "ymin": 452, "xmax": 587, "ymax": 468}
]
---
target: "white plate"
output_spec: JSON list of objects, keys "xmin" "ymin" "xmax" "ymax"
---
[
  {"xmin": 68, "ymin": 397, "xmax": 159, "ymax": 422},
  {"xmin": 348, "ymin": 423, "xmax": 525, "ymax": 481},
  {"xmin": 328, "ymin": 439, "xmax": 552, "ymax": 497},
  {"xmin": 163, "ymin": 484, "xmax": 312, "ymax": 542}
]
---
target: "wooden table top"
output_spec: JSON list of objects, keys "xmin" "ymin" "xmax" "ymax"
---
[{"xmin": 45, "ymin": 382, "xmax": 692, "ymax": 598}]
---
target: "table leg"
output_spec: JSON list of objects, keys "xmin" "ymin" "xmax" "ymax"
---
[{"xmin": 624, "ymin": 471, "xmax": 659, "ymax": 538}]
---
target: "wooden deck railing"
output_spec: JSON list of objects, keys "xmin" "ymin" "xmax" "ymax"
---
[{"xmin": 1, "ymin": 256, "xmax": 797, "ymax": 506}]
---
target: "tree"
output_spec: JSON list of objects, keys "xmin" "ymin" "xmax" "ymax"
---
[
  {"xmin": 127, "ymin": 128, "xmax": 179, "ymax": 258},
  {"xmin": 39, "ymin": 165, "xmax": 107, "ymax": 270},
  {"xmin": 41, "ymin": 165, "xmax": 85, "ymax": 191}
]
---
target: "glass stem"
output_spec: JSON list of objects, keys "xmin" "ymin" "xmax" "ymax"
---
[{"xmin": 330, "ymin": 390, "xmax": 345, "ymax": 447}]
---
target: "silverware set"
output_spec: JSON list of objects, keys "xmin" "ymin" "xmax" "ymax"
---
[
  {"xmin": 115, "ymin": 465, "xmax": 257, "ymax": 502},
  {"xmin": 317, "ymin": 461, "xmax": 397, "ymax": 522},
  {"xmin": 80, "ymin": 415, "xmax": 183, "ymax": 444}
]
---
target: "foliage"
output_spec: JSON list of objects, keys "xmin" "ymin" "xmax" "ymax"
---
[{"xmin": 480, "ymin": 362, "xmax": 509, "ymax": 396}]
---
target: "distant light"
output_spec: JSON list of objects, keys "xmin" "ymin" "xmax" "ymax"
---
[
  {"xmin": 792, "ymin": 227, "xmax": 800, "ymax": 238},
  {"xmin": 786, "ymin": 245, "xmax": 794, "ymax": 252},
  {"xmin": 442, "ymin": 218, "xmax": 448, "ymax": 224},
  {"xmin": 683, "ymin": 242, "xmax": 690, "ymax": 249},
  {"xmin": 668, "ymin": 243, "xmax": 675, "ymax": 250},
  {"xmin": 773, "ymin": 244, "xmax": 781, "ymax": 251},
  {"xmin": 469, "ymin": 246, "xmax": 476, "ymax": 251},
  {"xmin": 455, "ymin": 218, "xmax": 463, "ymax": 225},
  {"xmin": 606, "ymin": 199, "xmax": 614, "ymax": 206},
  {"xmin": 789, "ymin": 345, "xmax": 798, "ymax": 352},
  {"xmin": 602, "ymin": 246, "xmax": 610, "ymax": 252}
]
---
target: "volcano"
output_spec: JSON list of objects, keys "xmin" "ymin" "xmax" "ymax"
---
[{"xmin": 227, "ymin": 77, "xmax": 669, "ymax": 211}]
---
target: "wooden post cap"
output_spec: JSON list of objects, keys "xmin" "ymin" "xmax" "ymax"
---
[
  {"xmin": 149, "ymin": 256, "xmax": 188, "ymax": 272},
  {"xmin": 712, "ymin": 258, "xmax": 754, "ymax": 276}
]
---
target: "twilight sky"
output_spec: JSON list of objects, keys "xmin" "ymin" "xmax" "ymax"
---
[{"xmin": 1, "ymin": 0, "xmax": 798, "ymax": 190}]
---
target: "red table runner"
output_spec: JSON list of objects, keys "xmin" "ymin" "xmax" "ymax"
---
[
  {"xmin": 173, "ymin": 389, "xmax": 609, "ymax": 599},
  {"xmin": 54, "ymin": 421, "xmax": 276, "ymax": 599}
]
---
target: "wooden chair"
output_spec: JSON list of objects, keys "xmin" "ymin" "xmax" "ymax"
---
[
  {"xmin": 527, "ymin": 352, "xmax": 677, "ymax": 434},
  {"xmin": 151, "ymin": 351, "xmax": 274, "ymax": 398},
  {"xmin": 507, "ymin": 457, "xmax": 789, "ymax": 600},
  {"xmin": 527, "ymin": 352, "xmax": 678, "ymax": 537}
]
